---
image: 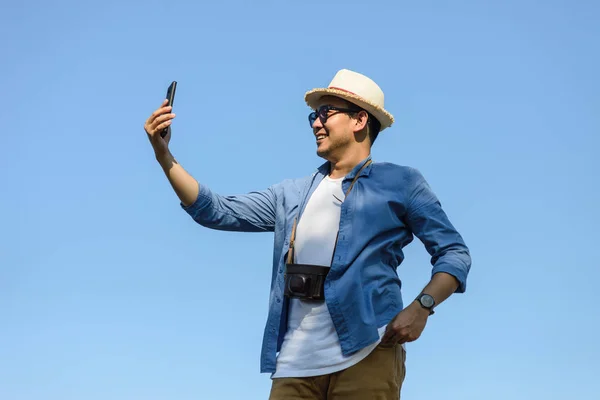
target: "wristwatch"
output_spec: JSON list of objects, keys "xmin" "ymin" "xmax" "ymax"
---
[{"xmin": 416, "ymin": 293, "xmax": 436, "ymax": 315}]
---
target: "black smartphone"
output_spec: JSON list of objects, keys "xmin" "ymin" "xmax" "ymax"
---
[{"xmin": 160, "ymin": 81, "xmax": 177, "ymax": 138}]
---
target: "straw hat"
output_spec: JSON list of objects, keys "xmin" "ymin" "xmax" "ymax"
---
[{"xmin": 304, "ymin": 69, "xmax": 394, "ymax": 131}]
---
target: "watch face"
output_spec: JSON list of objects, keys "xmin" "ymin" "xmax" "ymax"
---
[{"xmin": 420, "ymin": 294, "xmax": 435, "ymax": 308}]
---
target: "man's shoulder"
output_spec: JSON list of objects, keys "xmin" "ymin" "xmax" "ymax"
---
[
  {"xmin": 372, "ymin": 161, "xmax": 440, "ymax": 208},
  {"xmin": 372, "ymin": 161, "xmax": 426, "ymax": 182},
  {"xmin": 270, "ymin": 172, "xmax": 316, "ymax": 193}
]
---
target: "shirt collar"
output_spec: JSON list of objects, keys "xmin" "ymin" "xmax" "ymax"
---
[{"xmin": 315, "ymin": 154, "xmax": 373, "ymax": 180}]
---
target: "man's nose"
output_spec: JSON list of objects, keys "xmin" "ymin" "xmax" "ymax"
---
[{"xmin": 312, "ymin": 115, "xmax": 323, "ymax": 131}]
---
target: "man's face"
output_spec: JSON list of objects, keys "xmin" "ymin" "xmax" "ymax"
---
[{"xmin": 311, "ymin": 96, "xmax": 360, "ymax": 160}]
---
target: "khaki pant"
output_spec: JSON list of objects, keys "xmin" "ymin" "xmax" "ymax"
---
[{"xmin": 269, "ymin": 342, "xmax": 406, "ymax": 400}]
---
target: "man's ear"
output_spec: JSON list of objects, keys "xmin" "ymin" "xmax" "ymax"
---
[{"xmin": 352, "ymin": 110, "xmax": 369, "ymax": 133}]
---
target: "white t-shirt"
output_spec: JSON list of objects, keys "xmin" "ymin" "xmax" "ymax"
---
[{"xmin": 272, "ymin": 175, "xmax": 387, "ymax": 378}]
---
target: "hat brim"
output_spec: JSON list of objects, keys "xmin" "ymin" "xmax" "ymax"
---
[{"xmin": 304, "ymin": 88, "xmax": 394, "ymax": 131}]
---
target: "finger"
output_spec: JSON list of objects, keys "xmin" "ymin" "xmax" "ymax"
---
[
  {"xmin": 381, "ymin": 329, "xmax": 392, "ymax": 343},
  {"xmin": 150, "ymin": 113, "xmax": 175, "ymax": 132},
  {"xmin": 382, "ymin": 337, "xmax": 396, "ymax": 346},
  {"xmin": 154, "ymin": 99, "xmax": 169, "ymax": 112},
  {"xmin": 153, "ymin": 112, "xmax": 175, "ymax": 125},
  {"xmin": 147, "ymin": 104, "xmax": 173, "ymax": 126},
  {"xmin": 381, "ymin": 332, "xmax": 395, "ymax": 345},
  {"xmin": 154, "ymin": 119, "xmax": 172, "ymax": 134},
  {"xmin": 396, "ymin": 333, "xmax": 410, "ymax": 344}
]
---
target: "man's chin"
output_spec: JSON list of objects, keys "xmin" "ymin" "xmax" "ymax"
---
[{"xmin": 316, "ymin": 147, "xmax": 330, "ymax": 159}]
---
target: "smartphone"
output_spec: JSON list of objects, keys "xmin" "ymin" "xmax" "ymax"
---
[{"xmin": 160, "ymin": 81, "xmax": 177, "ymax": 138}]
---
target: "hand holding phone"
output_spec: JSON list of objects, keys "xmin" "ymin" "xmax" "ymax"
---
[{"xmin": 160, "ymin": 81, "xmax": 177, "ymax": 138}]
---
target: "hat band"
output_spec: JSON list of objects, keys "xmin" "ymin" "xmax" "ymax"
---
[
  {"xmin": 328, "ymin": 86, "xmax": 380, "ymax": 111},
  {"xmin": 329, "ymin": 86, "xmax": 357, "ymax": 96}
]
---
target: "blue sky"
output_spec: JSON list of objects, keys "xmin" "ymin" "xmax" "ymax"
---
[{"xmin": 1, "ymin": 0, "xmax": 598, "ymax": 399}]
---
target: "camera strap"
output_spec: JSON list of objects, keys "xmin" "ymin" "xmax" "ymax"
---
[{"xmin": 286, "ymin": 159, "xmax": 372, "ymax": 266}]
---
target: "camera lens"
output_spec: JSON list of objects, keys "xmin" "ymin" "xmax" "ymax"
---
[{"xmin": 289, "ymin": 275, "xmax": 310, "ymax": 295}]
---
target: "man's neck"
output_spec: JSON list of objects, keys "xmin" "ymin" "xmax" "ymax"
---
[{"xmin": 328, "ymin": 149, "xmax": 370, "ymax": 179}]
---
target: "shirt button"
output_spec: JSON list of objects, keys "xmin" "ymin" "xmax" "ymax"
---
[{"xmin": 277, "ymin": 298, "xmax": 281, "ymax": 303}]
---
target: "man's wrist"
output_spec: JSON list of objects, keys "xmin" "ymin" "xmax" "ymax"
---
[
  {"xmin": 409, "ymin": 300, "xmax": 432, "ymax": 318},
  {"xmin": 156, "ymin": 151, "xmax": 175, "ymax": 168},
  {"xmin": 415, "ymin": 293, "xmax": 436, "ymax": 315},
  {"xmin": 417, "ymin": 303, "xmax": 432, "ymax": 316}
]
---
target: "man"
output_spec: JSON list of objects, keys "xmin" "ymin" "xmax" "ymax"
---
[{"xmin": 144, "ymin": 69, "xmax": 471, "ymax": 399}]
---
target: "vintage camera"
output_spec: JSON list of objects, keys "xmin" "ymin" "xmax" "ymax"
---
[{"xmin": 284, "ymin": 264, "xmax": 330, "ymax": 300}]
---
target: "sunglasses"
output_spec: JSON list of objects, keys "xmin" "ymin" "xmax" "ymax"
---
[{"xmin": 308, "ymin": 105, "xmax": 362, "ymax": 128}]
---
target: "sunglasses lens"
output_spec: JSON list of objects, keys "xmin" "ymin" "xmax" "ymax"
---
[
  {"xmin": 308, "ymin": 112, "xmax": 318, "ymax": 127},
  {"xmin": 317, "ymin": 106, "xmax": 330, "ymax": 125},
  {"xmin": 317, "ymin": 106, "xmax": 329, "ymax": 119}
]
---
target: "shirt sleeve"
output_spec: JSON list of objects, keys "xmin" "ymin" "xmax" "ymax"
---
[
  {"xmin": 181, "ymin": 181, "xmax": 278, "ymax": 233},
  {"xmin": 404, "ymin": 169, "xmax": 472, "ymax": 293}
]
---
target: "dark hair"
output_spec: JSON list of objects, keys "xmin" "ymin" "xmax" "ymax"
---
[{"xmin": 367, "ymin": 113, "xmax": 382, "ymax": 145}]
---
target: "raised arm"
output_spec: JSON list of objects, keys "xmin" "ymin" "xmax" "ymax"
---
[{"xmin": 144, "ymin": 100, "xmax": 277, "ymax": 233}]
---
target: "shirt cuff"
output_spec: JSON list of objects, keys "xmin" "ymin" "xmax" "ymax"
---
[
  {"xmin": 180, "ymin": 183, "xmax": 213, "ymax": 215},
  {"xmin": 431, "ymin": 260, "xmax": 469, "ymax": 293}
]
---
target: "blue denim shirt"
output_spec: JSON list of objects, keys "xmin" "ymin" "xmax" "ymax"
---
[{"xmin": 181, "ymin": 156, "xmax": 471, "ymax": 373}]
